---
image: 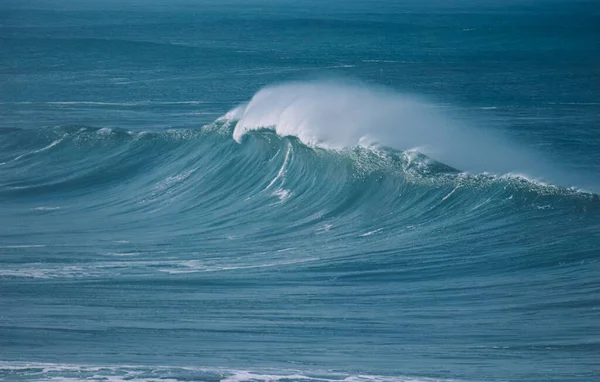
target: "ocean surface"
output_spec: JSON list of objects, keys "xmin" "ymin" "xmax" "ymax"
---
[{"xmin": 1, "ymin": 1, "xmax": 599, "ymax": 381}]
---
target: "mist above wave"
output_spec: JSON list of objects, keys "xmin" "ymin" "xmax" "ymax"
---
[{"xmin": 230, "ymin": 80, "xmax": 594, "ymax": 191}]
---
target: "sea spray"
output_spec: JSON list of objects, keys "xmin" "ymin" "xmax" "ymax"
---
[{"xmin": 231, "ymin": 80, "xmax": 594, "ymax": 190}]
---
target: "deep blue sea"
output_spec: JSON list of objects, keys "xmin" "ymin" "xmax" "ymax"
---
[{"xmin": 1, "ymin": 1, "xmax": 599, "ymax": 381}]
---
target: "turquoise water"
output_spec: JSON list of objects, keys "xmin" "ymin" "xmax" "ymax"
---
[{"xmin": 1, "ymin": 1, "xmax": 599, "ymax": 381}]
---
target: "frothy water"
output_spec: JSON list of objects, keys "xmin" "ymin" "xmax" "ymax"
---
[
  {"xmin": 232, "ymin": 81, "xmax": 593, "ymax": 190},
  {"xmin": 0, "ymin": 362, "xmax": 454, "ymax": 382}
]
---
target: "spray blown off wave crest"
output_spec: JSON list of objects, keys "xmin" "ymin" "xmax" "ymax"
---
[{"xmin": 231, "ymin": 80, "xmax": 591, "ymax": 190}]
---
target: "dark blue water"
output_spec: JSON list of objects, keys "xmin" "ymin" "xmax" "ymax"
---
[{"xmin": 1, "ymin": 1, "xmax": 599, "ymax": 381}]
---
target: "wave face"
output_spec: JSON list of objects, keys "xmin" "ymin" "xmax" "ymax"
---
[{"xmin": 1, "ymin": 96, "xmax": 599, "ymax": 381}]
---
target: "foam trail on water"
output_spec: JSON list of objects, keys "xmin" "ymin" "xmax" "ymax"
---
[{"xmin": 232, "ymin": 80, "xmax": 594, "ymax": 191}]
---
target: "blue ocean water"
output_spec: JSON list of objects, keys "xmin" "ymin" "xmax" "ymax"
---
[{"xmin": 1, "ymin": 1, "xmax": 599, "ymax": 381}]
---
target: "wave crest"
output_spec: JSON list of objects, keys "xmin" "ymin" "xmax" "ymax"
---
[{"xmin": 229, "ymin": 80, "xmax": 594, "ymax": 191}]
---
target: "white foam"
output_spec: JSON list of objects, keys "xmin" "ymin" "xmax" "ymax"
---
[
  {"xmin": 103, "ymin": 252, "xmax": 140, "ymax": 257},
  {"xmin": 30, "ymin": 206, "xmax": 62, "ymax": 211},
  {"xmin": 264, "ymin": 144, "xmax": 292, "ymax": 191},
  {"xmin": 360, "ymin": 228, "xmax": 383, "ymax": 237},
  {"xmin": 276, "ymin": 247, "xmax": 296, "ymax": 253},
  {"xmin": 0, "ymin": 269, "xmax": 50, "ymax": 278},
  {"xmin": 441, "ymin": 186, "xmax": 460, "ymax": 201},
  {"xmin": 230, "ymin": 80, "xmax": 595, "ymax": 191},
  {"xmin": 316, "ymin": 223, "xmax": 334, "ymax": 234},
  {"xmin": 263, "ymin": 143, "xmax": 293, "ymax": 203},
  {"xmin": 97, "ymin": 127, "xmax": 114, "ymax": 135},
  {"xmin": 0, "ymin": 265, "xmax": 95, "ymax": 279},
  {"xmin": 272, "ymin": 187, "xmax": 292, "ymax": 203},
  {"xmin": 12, "ymin": 136, "xmax": 66, "ymax": 162},
  {"xmin": 156, "ymin": 168, "xmax": 197, "ymax": 191},
  {"xmin": 0, "ymin": 244, "xmax": 46, "ymax": 248},
  {"xmin": 0, "ymin": 362, "xmax": 457, "ymax": 382},
  {"xmin": 157, "ymin": 257, "xmax": 320, "ymax": 274}
]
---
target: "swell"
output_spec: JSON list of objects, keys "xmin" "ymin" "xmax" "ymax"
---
[
  {"xmin": 0, "ymin": 124, "xmax": 594, "ymax": 203},
  {"xmin": 0, "ymin": 123, "xmax": 598, "ymax": 275}
]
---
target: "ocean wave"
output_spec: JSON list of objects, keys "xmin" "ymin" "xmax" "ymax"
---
[
  {"xmin": 0, "ymin": 85, "xmax": 597, "ymax": 266},
  {"xmin": 0, "ymin": 119, "xmax": 596, "ymax": 205},
  {"xmin": 0, "ymin": 117, "xmax": 597, "ymax": 285}
]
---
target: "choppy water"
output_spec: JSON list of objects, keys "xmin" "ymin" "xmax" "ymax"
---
[{"xmin": 1, "ymin": 1, "xmax": 599, "ymax": 381}]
